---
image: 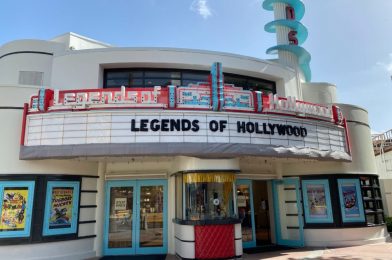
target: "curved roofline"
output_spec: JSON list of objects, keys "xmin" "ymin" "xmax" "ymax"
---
[
  {"xmin": 334, "ymin": 103, "xmax": 369, "ymax": 113},
  {"xmin": 54, "ymin": 46, "xmax": 296, "ymax": 72},
  {"xmin": 0, "ymin": 39, "xmax": 63, "ymax": 49}
]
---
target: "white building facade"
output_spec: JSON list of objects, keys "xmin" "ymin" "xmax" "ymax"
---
[
  {"xmin": 373, "ymin": 130, "xmax": 392, "ymax": 217},
  {"xmin": 0, "ymin": 1, "xmax": 389, "ymax": 259}
]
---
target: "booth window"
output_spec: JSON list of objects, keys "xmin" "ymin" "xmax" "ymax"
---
[
  {"xmin": 175, "ymin": 174, "xmax": 183, "ymax": 219},
  {"xmin": 179, "ymin": 172, "xmax": 236, "ymax": 221},
  {"xmin": 0, "ymin": 181, "xmax": 35, "ymax": 238},
  {"xmin": 42, "ymin": 181, "xmax": 80, "ymax": 236},
  {"xmin": 301, "ymin": 179, "xmax": 333, "ymax": 224},
  {"xmin": 360, "ymin": 176, "xmax": 385, "ymax": 225}
]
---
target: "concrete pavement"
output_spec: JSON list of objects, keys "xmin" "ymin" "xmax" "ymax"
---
[{"xmin": 242, "ymin": 242, "xmax": 392, "ymax": 260}]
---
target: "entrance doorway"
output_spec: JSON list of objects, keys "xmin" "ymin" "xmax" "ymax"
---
[
  {"xmin": 103, "ymin": 179, "xmax": 168, "ymax": 256},
  {"xmin": 252, "ymin": 180, "xmax": 271, "ymax": 246},
  {"xmin": 236, "ymin": 180, "xmax": 271, "ymax": 248}
]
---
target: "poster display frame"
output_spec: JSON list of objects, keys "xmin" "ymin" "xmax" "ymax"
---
[
  {"xmin": 42, "ymin": 181, "xmax": 80, "ymax": 236},
  {"xmin": 0, "ymin": 181, "xmax": 35, "ymax": 238},
  {"xmin": 337, "ymin": 178, "xmax": 365, "ymax": 223},
  {"xmin": 302, "ymin": 179, "xmax": 333, "ymax": 224}
]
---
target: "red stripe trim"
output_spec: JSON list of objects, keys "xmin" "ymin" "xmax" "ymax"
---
[
  {"xmin": 20, "ymin": 103, "xmax": 28, "ymax": 145},
  {"xmin": 343, "ymin": 118, "xmax": 351, "ymax": 155}
]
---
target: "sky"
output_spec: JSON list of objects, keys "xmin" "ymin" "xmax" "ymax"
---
[{"xmin": 1, "ymin": 0, "xmax": 391, "ymax": 133}]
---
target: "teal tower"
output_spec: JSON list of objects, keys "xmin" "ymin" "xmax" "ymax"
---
[{"xmin": 263, "ymin": 0, "xmax": 311, "ymax": 82}]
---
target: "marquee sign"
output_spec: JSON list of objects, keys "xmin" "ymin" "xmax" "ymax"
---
[
  {"xmin": 20, "ymin": 62, "xmax": 350, "ymax": 160},
  {"xmin": 22, "ymin": 110, "xmax": 349, "ymax": 159},
  {"xmin": 27, "ymin": 63, "xmax": 343, "ymax": 125}
]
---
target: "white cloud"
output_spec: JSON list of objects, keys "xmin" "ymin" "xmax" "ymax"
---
[
  {"xmin": 191, "ymin": 0, "xmax": 212, "ymax": 19},
  {"xmin": 376, "ymin": 53, "xmax": 392, "ymax": 74}
]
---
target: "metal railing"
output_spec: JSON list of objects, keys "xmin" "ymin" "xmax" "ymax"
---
[{"xmin": 372, "ymin": 129, "xmax": 392, "ymax": 157}]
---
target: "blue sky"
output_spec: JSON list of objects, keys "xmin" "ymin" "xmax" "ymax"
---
[{"xmin": 1, "ymin": 0, "xmax": 391, "ymax": 132}]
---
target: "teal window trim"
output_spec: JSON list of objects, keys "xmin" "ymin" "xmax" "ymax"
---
[
  {"xmin": 103, "ymin": 179, "xmax": 168, "ymax": 256},
  {"xmin": 302, "ymin": 179, "xmax": 333, "ymax": 224},
  {"xmin": 42, "ymin": 181, "xmax": 80, "ymax": 236},
  {"xmin": 337, "ymin": 179, "xmax": 365, "ymax": 223},
  {"xmin": 0, "ymin": 181, "xmax": 35, "ymax": 238},
  {"xmin": 135, "ymin": 179, "xmax": 168, "ymax": 255},
  {"xmin": 103, "ymin": 180, "xmax": 136, "ymax": 256}
]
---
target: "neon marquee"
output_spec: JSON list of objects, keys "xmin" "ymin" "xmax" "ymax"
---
[{"xmin": 27, "ymin": 62, "xmax": 343, "ymax": 125}]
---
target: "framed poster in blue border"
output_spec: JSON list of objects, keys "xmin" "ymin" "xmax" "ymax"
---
[
  {"xmin": 0, "ymin": 181, "xmax": 35, "ymax": 238},
  {"xmin": 43, "ymin": 181, "xmax": 80, "ymax": 236},
  {"xmin": 337, "ymin": 179, "xmax": 365, "ymax": 223},
  {"xmin": 302, "ymin": 179, "xmax": 333, "ymax": 223}
]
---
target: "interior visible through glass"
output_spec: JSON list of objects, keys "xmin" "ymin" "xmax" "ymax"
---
[
  {"xmin": 184, "ymin": 173, "xmax": 235, "ymax": 221},
  {"xmin": 139, "ymin": 185, "xmax": 164, "ymax": 247},
  {"xmin": 237, "ymin": 184, "xmax": 253, "ymax": 242},
  {"xmin": 108, "ymin": 187, "xmax": 133, "ymax": 248},
  {"xmin": 104, "ymin": 69, "xmax": 276, "ymax": 93}
]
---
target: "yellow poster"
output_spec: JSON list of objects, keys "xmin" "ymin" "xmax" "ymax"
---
[
  {"xmin": 0, "ymin": 188, "xmax": 29, "ymax": 231},
  {"xmin": 49, "ymin": 188, "xmax": 74, "ymax": 229}
]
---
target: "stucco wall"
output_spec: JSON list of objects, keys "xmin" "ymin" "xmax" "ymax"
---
[{"xmin": 50, "ymin": 48, "xmax": 299, "ymax": 97}]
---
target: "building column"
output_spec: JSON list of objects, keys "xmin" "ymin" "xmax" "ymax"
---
[{"xmin": 94, "ymin": 161, "xmax": 106, "ymax": 256}]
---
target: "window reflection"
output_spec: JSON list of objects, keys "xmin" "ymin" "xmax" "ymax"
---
[
  {"xmin": 108, "ymin": 187, "xmax": 133, "ymax": 249},
  {"xmin": 104, "ymin": 69, "xmax": 276, "ymax": 93},
  {"xmin": 184, "ymin": 173, "xmax": 236, "ymax": 221},
  {"xmin": 139, "ymin": 185, "xmax": 164, "ymax": 248}
]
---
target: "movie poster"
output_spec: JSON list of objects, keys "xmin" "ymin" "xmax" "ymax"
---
[
  {"xmin": 0, "ymin": 187, "xmax": 29, "ymax": 231},
  {"xmin": 341, "ymin": 183, "xmax": 360, "ymax": 218},
  {"xmin": 306, "ymin": 184, "xmax": 328, "ymax": 218},
  {"xmin": 49, "ymin": 187, "xmax": 74, "ymax": 229}
]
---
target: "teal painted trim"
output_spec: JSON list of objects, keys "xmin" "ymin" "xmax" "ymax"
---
[
  {"xmin": 103, "ymin": 179, "xmax": 168, "ymax": 256},
  {"xmin": 272, "ymin": 178, "xmax": 304, "ymax": 247},
  {"xmin": 135, "ymin": 179, "xmax": 168, "ymax": 255},
  {"xmin": 236, "ymin": 179, "xmax": 256, "ymax": 248},
  {"xmin": 337, "ymin": 179, "xmax": 366, "ymax": 223},
  {"xmin": 103, "ymin": 180, "xmax": 137, "ymax": 256},
  {"xmin": 42, "ymin": 181, "xmax": 80, "ymax": 236},
  {"xmin": 264, "ymin": 19, "xmax": 308, "ymax": 45},
  {"xmin": 266, "ymin": 44, "xmax": 311, "ymax": 81},
  {"xmin": 302, "ymin": 179, "xmax": 333, "ymax": 224},
  {"xmin": 266, "ymin": 44, "xmax": 310, "ymax": 64},
  {"xmin": 0, "ymin": 181, "xmax": 35, "ymax": 238},
  {"xmin": 262, "ymin": 0, "xmax": 305, "ymax": 21}
]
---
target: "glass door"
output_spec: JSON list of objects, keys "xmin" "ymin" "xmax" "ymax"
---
[
  {"xmin": 104, "ymin": 180, "xmax": 167, "ymax": 256},
  {"xmin": 236, "ymin": 179, "xmax": 256, "ymax": 248},
  {"xmin": 104, "ymin": 180, "xmax": 136, "ymax": 255},
  {"xmin": 136, "ymin": 180, "xmax": 168, "ymax": 254},
  {"xmin": 272, "ymin": 178, "xmax": 304, "ymax": 247}
]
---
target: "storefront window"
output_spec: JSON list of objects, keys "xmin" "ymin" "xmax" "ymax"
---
[
  {"xmin": 183, "ymin": 173, "xmax": 236, "ymax": 221},
  {"xmin": 104, "ymin": 69, "xmax": 276, "ymax": 93},
  {"xmin": 236, "ymin": 181, "xmax": 253, "ymax": 242},
  {"xmin": 42, "ymin": 181, "xmax": 80, "ymax": 236},
  {"xmin": 175, "ymin": 174, "xmax": 183, "ymax": 219}
]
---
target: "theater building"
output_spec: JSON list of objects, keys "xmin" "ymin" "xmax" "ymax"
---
[{"xmin": 0, "ymin": 0, "xmax": 389, "ymax": 259}]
